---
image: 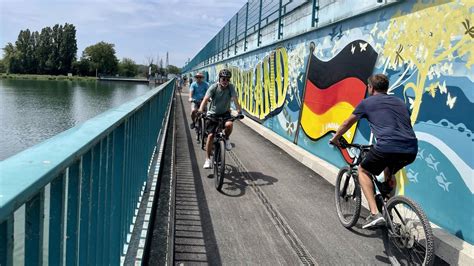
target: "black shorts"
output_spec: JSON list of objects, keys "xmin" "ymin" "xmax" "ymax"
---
[
  {"xmin": 206, "ymin": 111, "xmax": 231, "ymax": 135},
  {"xmin": 361, "ymin": 148, "xmax": 416, "ymax": 176}
]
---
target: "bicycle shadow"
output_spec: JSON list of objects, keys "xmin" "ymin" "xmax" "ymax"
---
[{"xmin": 216, "ymin": 164, "xmax": 279, "ymax": 197}]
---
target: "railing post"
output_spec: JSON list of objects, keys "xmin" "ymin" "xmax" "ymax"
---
[
  {"xmin": 78, "ymin": 151, "xmax": 92, "ymax": 265},
  {"xmin": 66, "ymin": 160, "xmax": 81, "ymax": 265},
  {"xmin": 0, "ymin": 216, "xmax": 14, "ymax": 266},
  {"xmin": 222, "ymin": 27, "xmax": 225, "ymax": 59},
  {"xmin": 217, "ymin": 31, "xmax": 220, "ymax": 61},
  {"xmin": 312, "ymin": 0, "xmax": 319, "ymax": 27},
  {"xmin": 278, "ymin": 0, "xmax": 284, "ymax": 39},
  {"xmin": 102, "ymin": 135, "xmax": 113, "ymax": 265},
  {"xmin": 257, "ymin": 0, "xmax": 263, "ymax": 47},
  {"xmin": 227, "ymin": 22, "xmax": 231, "ymax": 57},
  {"xmin": 235, "ymin": 13, "xmax": 239, "ymax": 55},
  {"xmin": 25, "ymin": 192, "xmax": 44, "ymax": 266},
  {"xmin": 110, "ymin": 124, "xmax": 125, "ymax": 264},
  {"xmin": 244, "ymin": 2, "xmax": 249, "ymax": 51},
  {"xmin": 49, "ymin": 172, "xmax": 65, "ymax": 266}
]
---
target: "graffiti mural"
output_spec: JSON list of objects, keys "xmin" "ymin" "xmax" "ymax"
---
[
  {"xmin": 229, "ymin": 47, "xmax": 289, "ymax": 121},
  {"xmin": 189, "ymin": 0, "xmax": 473, "ymax": 244},
  {"xmin": 296, "ymin": 40, "xmax": 378, "ymax": 164}
]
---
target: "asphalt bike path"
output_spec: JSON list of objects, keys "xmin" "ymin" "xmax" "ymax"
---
[{"xmin": 173, "ymin": 88, "xmax": 390, "ymax": 265}]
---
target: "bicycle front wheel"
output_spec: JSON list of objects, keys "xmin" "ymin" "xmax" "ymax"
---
[
  {"xmin": 214, "ymin": 140, "xmax": 226, "ymax": 191},
  {"xmin": 385, "ymin": 195, "xmax": 434, "ymax": 266},
  {"xmin": 335, "ymin": 166, "xmax": 361, "ymax": 228}
]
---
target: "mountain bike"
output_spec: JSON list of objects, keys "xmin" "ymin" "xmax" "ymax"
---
[
  {"xmin": 332, "ymin": 137, "xmax": 434, "ymax": 265},
  {"xmin": 191, "ymin": 100, "xmax": 206, "ymax": 148},
  {"xmin": 205, "ymin": 113, "xmax": 244, "ymax": 191},
  {"xmin": 196, "ymin": 112, "xmax": 207, "ymax": 150}
]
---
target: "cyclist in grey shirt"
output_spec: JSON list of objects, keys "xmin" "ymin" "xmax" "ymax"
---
[{"xmin": 198, "ymin": 68, "xmax": 242, "ymax": 169}]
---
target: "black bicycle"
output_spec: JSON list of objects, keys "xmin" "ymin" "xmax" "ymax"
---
[
  {"xmin": 205, "ymin": 113, "xmax": 244, "ymax": 191},
  {"xmin": 332, "ymin": 137, "xmax": 434, "ymax": 265},
  {"xmin": 191, "ymin": 100, "xmax": 206, "ymax": 148}
]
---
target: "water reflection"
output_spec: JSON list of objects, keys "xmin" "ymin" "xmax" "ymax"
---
[{"xmin": 0, "ymin": 79, "xmax": 152, "ymax": 160}]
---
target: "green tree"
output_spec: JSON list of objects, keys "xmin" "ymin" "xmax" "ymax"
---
[
  {"xmin": 15, "ymin": 29, "xmax": 38, "ymax": 73},
  {"xmin": 167, "ymin": 65, "xmax": 180, "ymax": 74},
  {"xmin": 0, "ymin": 58, "xmax": 6, "ymax": 73},
  {"xmin": 49, "ymin": 24, "xmax": 63, "ymax": 74},
  {"xmin": 118, "ymin": 58, "xmax": 138, "ymax": 77},
  {"xmin": 36, "ymin": 27, "xmax": 53, "ymax": 74},
  {"xmin": 82, "ymin": 42, "xmax": 118, "ymax": 75},
  {"xmin": 59, "ymin": 23, "xmax": 77, "ymax": 74},
  {"xmin": 72, "ymin": 57, "xmax": 94, "ymax": 76},
  {"xmin": 3, "ymin": 43, "xmax": 21, "ymax": 73}
]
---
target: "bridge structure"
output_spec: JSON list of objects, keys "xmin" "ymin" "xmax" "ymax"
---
[{"xmin": 1, "ymin": 0, "xmax": 473, "ymax": 265}]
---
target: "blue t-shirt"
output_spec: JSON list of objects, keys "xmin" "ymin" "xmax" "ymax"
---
[
  {"xmin": 353, "ymin": 93, "xmax": 417, "ymax": 154},
  {"xmin": 190, "ymin": 81, "xmax": 209, "ymax": 101}
]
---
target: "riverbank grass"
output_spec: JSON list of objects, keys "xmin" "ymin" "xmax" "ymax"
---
[{"xmin": 0, "ymin": 73, "xmax": 97, "ymax": 81}]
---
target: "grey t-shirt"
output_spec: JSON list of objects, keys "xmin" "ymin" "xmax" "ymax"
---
[{"xmin": 205, "ymin": 83, "xmax": 237, "ymax": 115}]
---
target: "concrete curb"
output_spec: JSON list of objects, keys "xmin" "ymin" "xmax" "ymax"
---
[{"xmin": 239, "ymin": 116, "xmax": 474, "ymax": 266}]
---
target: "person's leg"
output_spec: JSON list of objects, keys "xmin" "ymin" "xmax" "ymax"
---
[
  {"xmin": 383, "ymin": 167, "xmax": 396, "ymax": 188},
  {"xmin": 206, "ymin": 133, "xmax": 214, "ymax": 159},
  {"xmin": 190, "ymin": 102, "xmax": 199, "ymax": 128},
  {"xmin": 359, "ymin": 149, "xmax": 387, "ymax": 228},
  {"xmin": 358, "ymin": 167, "xmax": 379, "ymax": 215},
  {"xmin": 191, "ymin": 109, "xmax": 197, "ymax": 123},
  {"xmin": 224, "ymin": 121, "xmax": 233, "ymax": 137}
]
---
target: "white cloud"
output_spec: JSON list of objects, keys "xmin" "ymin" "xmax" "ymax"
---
[{"xmin": 0, "ymin": 0, "xmax": 247, "ymax": 66}]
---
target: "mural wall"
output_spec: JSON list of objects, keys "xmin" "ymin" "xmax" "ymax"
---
[{"xmin": 192, "ymin": 0, "xmax": 474, "ymax": 244}]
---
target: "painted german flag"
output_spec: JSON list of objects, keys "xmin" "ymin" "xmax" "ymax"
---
[{"xmin": 300, "ymin": 40, "xmax": 378, "ymax": 162}]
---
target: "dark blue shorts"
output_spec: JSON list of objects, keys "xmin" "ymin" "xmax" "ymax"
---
[
  {"xmin": 205, "ymin": 111, "xmax": 231, "ymax": 135},
  {"xmin": 361, "ymin": 148, "xmax": 416, "ymax": 176}
]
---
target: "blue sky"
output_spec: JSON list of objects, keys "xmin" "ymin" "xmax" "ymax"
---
[{"xmin": 0, "ymin": 0, "xmax": 247, "ymax": 67}]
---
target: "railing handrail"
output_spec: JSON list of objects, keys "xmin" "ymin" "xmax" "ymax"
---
[{"xmin": 0, "ymin": 79, "xmax": 174, "ymax": 222}]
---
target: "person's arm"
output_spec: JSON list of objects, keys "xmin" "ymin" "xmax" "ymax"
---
[
  {"xmin": 329, "ymin": 114, "xmax": 359, "ymax": 146},
  {"xmin": 232, "ymin": 96, "xmax": 242, "ymax": 113},
  {"xmin": 199, "ymin": 95, "xmax": 210, "ymax": 113},
  {"xmin": 188, "ymin": 83, "xmax": 194, "ymax": 102}
]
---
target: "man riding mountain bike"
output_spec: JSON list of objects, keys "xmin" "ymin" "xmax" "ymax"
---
[
  {"xmin": 330, "ymin": 74, "xmax": 418, "ymax": 229},
  {"xmin": 189, "ymin": 72, "xmax": 209, "ymax": 129},
  {"xmin": 198, "ymin": 68, "xmax": 242, "ymax": 169}
]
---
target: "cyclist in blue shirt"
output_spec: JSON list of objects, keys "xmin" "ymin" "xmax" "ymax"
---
[
  {"xmin": 189, "ymin": 72, "xmax": 209, "ymax": 129},
  {"xmin": 330, "ymin": 74, "xmax": 418, "ymax": 229}
]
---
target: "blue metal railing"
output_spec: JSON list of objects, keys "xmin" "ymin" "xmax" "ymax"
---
[
  {"xmin": 182, "ymin": 0, "xmax": 308, "ymax": 72},
  {"xmin": 0, "ymin": 79, "xmax": 175, "ymax": 265}
]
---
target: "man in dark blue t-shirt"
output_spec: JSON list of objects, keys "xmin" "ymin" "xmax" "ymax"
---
[{"xmin": 330, "ymin": 74, "xmax": 417, "ymax": 228}]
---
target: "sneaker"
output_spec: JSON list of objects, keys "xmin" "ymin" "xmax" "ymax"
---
[
  {"xmin": 362, "ymin": 213, "xmax": 385, "ymax": 229},
  {"xmin": 203, "ymin": 158, "xmax": 212, "ymax": 169},
  {"xmin": 190, "ymin": 122, "xmax": 195, "ymax": 129},
  {"xmin": 225, "ymin": 139, "xmax": 232, "ymax": 151}
]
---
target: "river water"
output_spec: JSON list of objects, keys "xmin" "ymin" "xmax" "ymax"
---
[{"xmin": 0, "ymin": 79, "xmax": 154, "ymax": 161}]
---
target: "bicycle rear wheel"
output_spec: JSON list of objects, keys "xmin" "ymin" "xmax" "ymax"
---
[
  {"xmin": 200, "ymin": 119, "xmax": 206, "ymax": 150},
  {"xmin": 214, "ymin": 140, "xmax": 226, "ymax": 191},
  {"xmin": 385, "ymin": 195, "xmax": 434, "ymax": 266},
  {"xmin": 195, "ymin": 118, "xmax": 202, "ymax": 142},
  {"xmin": 335, "ymin": 166, "xmax": 361, "ymax": 228}
]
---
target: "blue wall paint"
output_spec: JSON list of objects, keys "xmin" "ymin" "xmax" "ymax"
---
[{"xmin": 187, "ymin": 1, "xmax": 474, "ymax": 243}]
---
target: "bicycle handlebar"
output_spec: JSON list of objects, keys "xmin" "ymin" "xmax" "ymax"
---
[
  {"xmin": 201, "ymin": 113, "xmax": 244, "ymax": 122},
  {"xmin": 330, "ymin": 136, "xmax": 372, "ymax": 150}
]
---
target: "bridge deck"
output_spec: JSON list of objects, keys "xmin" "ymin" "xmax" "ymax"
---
[{"xmin": 146, "ymin": 87, "xmax": 445, "ymax": 265}]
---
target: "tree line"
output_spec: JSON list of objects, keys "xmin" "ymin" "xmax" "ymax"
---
[{"xmin": 0, "ymin": 23, "xmax": 181, "ymax": 77}]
